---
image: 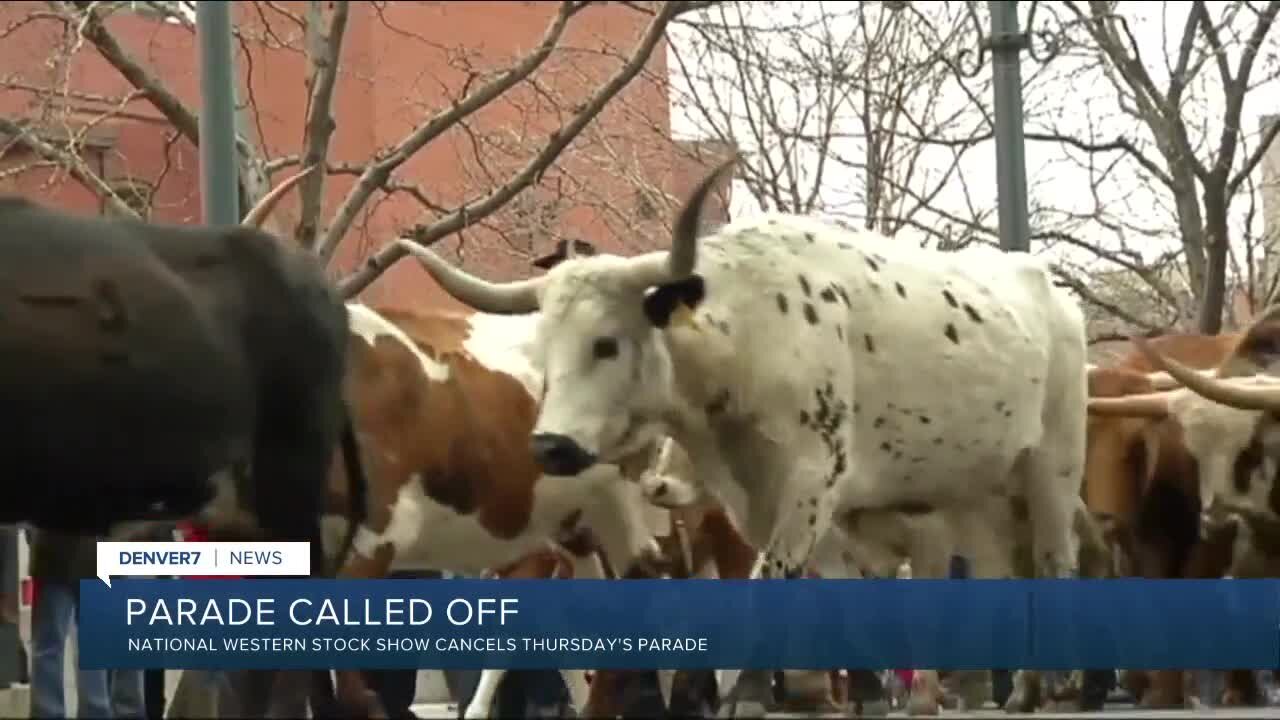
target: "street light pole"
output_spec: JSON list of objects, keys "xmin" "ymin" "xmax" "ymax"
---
[
  {"xmin": 196, "ymin": 2, "xmax": 240, "ymax": 226},
  {"xmin": 950, "ymin": 1, "xmax": 1066, "ymax": 254},
  {"xmin": 987, "ymin": 1, "xmax": 1031, "ymax": 253}
]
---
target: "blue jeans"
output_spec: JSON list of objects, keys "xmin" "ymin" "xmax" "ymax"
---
[{"xmin": 31, "ymin": 582, "xmax": 112, "ymax": 718}]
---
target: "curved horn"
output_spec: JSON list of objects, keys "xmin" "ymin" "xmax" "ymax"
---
[
  {"xmin": 241, "ymin": 166, "xmax": 315, "ymax": 229},
  {"xmin": 670, "ymin": 154, "xmax": 739, "ymax": 277},
  {"xmin": 1133, "ymin": 336, "xmax": 1280, "ymax": 412},
  {"xmin": 1087, "ymin": 393, "xmax": 1171, "ymax": 419},
  {"xmin": 1145, "ymin": 371, "xmax": 1184, "ymax": 391},
  {"xmin": 395, "ymin": 239, "xmax": 542, "ymax": 315},
  {"xmin": 624, "ymin": 154, "xmax": 740, "ymax": 290}
]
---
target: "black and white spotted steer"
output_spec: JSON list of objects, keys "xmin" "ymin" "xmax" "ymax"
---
[{"xmin": 396, "ymin": 157, "xmax": 1089, "ymax": 717}]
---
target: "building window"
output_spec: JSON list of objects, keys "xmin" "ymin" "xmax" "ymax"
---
[{"xmin": 106, "ymin": 179, "xmax": 153, "ymax": 220}]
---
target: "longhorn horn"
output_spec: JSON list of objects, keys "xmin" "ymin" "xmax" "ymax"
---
[
  {"xmin": 1145, "ymin": 371, "xmax": 1184, "ymax": 391},
  {"xmin": 241, "ymin": 166, "xmax": 315, "ymax": 229},
  {"xmin": 1133, "ymin": 336, "xmax": 1280, "ymax": 412},
  {"xmin": 670, "ymin": 153, "xmax": 738, "ymax": 277},
  {"xmin": 623, "ymin": 153, "xmax": 741, "ymax": 290},
  {"xmin": 395, "ymin": 239, "xmax": 542, "ymax": 315},
  {"xmin": 1086, "ymin": 393, "xmax": 1171, "ymax": 419}
]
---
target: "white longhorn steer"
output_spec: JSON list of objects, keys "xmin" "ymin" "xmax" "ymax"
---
[{"xmin": 394, "ymin": 157, "xmax": 1090, "ymax": 716}]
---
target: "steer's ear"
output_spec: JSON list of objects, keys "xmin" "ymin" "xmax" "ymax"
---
[
  {"xmin": 1224, "ymin": 303, "xmax": 1280, "ymax": 377},
  {"xmin": 643, "ymin": 274, "xmax": 706, "ymax": 328}
]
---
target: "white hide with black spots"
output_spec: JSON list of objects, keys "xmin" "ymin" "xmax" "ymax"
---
[
  {"xmin": 526, "ymin": 215, "xmax": 1087, "ymax": 581},
  {"xmin": 399, "ymin": 207, "xmax": 1088, "ymax": 588}
]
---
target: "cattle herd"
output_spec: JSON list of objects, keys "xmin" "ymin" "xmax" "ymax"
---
[{"xmin": 3, "ymin": 156, "xmax": 1280, "ymax": 718}]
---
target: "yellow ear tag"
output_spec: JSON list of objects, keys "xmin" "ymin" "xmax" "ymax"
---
[{"xmin": 670, "ymin": 302, "xmax": 700, "ymax": 331}]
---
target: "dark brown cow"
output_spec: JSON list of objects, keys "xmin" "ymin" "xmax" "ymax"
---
[{"xmin": 0, "ymin": 168, "xmax": 375, "ymax": 719}]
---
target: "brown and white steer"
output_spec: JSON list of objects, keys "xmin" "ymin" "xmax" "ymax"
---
[
  {"xmin": 1091, "ymin": 312, "xmax": 1280, "ymax": 707},
  {"xmin": 321, "ymin": 304, "xmax": 667, "ymax": 714},
  {"xmin": 462, "ymin": 538, "xmax": 598, "ymax": 720},
  {"xmin": 1084, "ymin": 331, "xmax": 1273, "ymax": 709}
]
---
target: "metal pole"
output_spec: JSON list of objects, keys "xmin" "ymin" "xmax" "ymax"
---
[
  {"xmin": 987, "ymin": 1, "xmax": 1031, "ymax": 253},
  {"xmin": 0, "ymin": 528, "xmax": 17, "ymax": 690},
  {"xmin": 196, "ymin": 2, "xmax": 240, "ymax": 225}
]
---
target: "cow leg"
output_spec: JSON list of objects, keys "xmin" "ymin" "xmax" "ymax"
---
[
  {"xmin": 583, "ymin": 479, "xmax": 668, "ymax": 579},
  {"xmin": 906, "ymin": 671, "xmax": 943, "ymax": 716},
  {"xmin": 331, "ymin": 538, "xmax": 395, "ymax": 719},
  {"xmin": 560, "ymin": 671, "xmax": 590, "ymax": 717},
  {"xmin": 1023, "ymin": 362, "xmax": 1086, "ymax": 580},
  {"xmin": 463, "ymin": 670, "xmax": 505, "ymax": 719},
  {"xmin": 720, "ymin": 446, "xmax": 847, "ymax": 717},
  {"xmin": 1002, "ymin": 670, "xmax": 1041, "ymax": 713},
  {"xmin": 668, "ymin": 670, "xmax": 718, "ymax": 717},
  {"xmin": 330, "ymin": 479, "xmax": 426, "ymax": 717},
  {"xmin": 1021, "ymin": 446, "xmax": 1082, "ymax": 578},
  {"xmin": 847, "ymin": 670, "xmax": 889, "ymax": 716},
  {"xmin": 254, "ymin": 386, "xmax": 386, "ymax": 720},
  {"xmin": 1222, "ymin": 669, "xmax": 1259, "ymax": 706},
  {"xmin": 656, "ymin": 669, "xmax": 676, "ymax": 712},
  {"xmin": 1140, "ymin": 670, "xmax": 1185, "ymax": 708},
  {"xmin": 1078, "ymin": 669, "xmax": 1114, "ymax": 711}
]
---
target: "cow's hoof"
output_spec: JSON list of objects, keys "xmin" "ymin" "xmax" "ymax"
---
[
  {"xmin": 857, "ymin": 698, "xmax": 891, "ymax": 717},
  {"xmin": 334, "ymin": 689, "xmax": 386, "ymax": 719},
  {"xmin": 905, "ymin": 696, "xmax": 939, "ymax": 716},
  {"xmin": 1079, "ymin": 695, "xmax": 1107, "ymax": 712},
  {"xmin": 715, "ymin": 699, "xmax": 766, "ymax": 719},
  {"xmin": 1002, "ymin": 688, "xmax": 1035, "ymax": 714},
  {"xmin": 1221, "ymin": 688, "xmax": 1249, "ymax": 707},
  {"xmin": 1139, "ymin": 689, "xmax": 1183, "ymax": 709},
  {"xmin": 944, "ymin": 670, "xmax": 989, "ymax": 710},
  {"xmin": 1006, "ymin": 670, "xmax": 1045, "ymax": 714},
  {"xmin": 1044, "ymin": 698, "xmax": 1083, "ymax": 713}
]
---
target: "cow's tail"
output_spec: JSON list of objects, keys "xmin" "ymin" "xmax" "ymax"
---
[{"xmin": 330, "ymin": 408, "xmax": 369, "ymax": 577}]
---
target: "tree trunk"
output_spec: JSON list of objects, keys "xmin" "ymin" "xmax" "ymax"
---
[{"xmin": 1197, "ymin": 191, "xmax": 1230, "ymax": 335}]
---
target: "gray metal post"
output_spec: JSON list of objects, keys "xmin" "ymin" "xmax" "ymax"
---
[
  {"xmin": 987, "ymin": 1, "xmax": 1031, "ymax": 253},
  {"xmin": 196, "ymin": 2, "xmax": 240, "ymax": 225},
  {"xmin": 0, "ymin": 528, "xmax": 18, "ymax": 689}
]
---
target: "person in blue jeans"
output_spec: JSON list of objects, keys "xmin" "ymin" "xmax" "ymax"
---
[{"xmin": 29, "ymin": 529, "xmax": 147, "ymax": 719}]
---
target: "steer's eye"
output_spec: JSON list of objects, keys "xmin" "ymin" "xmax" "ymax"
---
[{"xmin": 592, "ymin": 337, "xmax": 619, "ymax": 360}]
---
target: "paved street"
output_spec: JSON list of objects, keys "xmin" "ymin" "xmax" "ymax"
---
[{"xmin": 408, "ymin": 701, "xmax": 1280, "ymax": 718}]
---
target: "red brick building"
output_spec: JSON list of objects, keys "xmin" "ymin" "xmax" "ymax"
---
[{"xmin": 0, "ymin": 1, "xmax": 732, "ymax": 310}]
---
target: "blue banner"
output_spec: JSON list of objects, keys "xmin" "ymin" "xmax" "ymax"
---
[{"xmin": 78, "ymin": 579, "xmax": 1280, "ymax": 670}]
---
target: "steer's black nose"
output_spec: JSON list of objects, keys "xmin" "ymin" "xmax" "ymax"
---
[{"xmin": 530, "ymin": 433, "xmax": 598, "ymax": 477}]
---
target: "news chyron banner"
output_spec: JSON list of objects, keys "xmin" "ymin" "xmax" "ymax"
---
[
  {"xmin": 83, "ymin": 541, "xmax": 1280, "ymax": 670},
  {"xmin": 95, "ymin": 541, "xmax": 312, "ymax": 587}
]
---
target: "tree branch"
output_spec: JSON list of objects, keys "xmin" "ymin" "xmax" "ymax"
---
[
  {"xmin": 315, "ymin": 0, "xmax": 591, "ymax": 259},
  {"xmin": 56, "ymin": 0, "xmax": 200, "ymax": 142},
  {"xmin": 337, "ymin": 0, "xmax": 695, "ymax": 296},
  {"xmin": 295, "ymin": 0, "xmax": 349, "ymax": 247},
  {"xmin": 0, "ymin": 117, "xmax": 139, "ymax": 218}
]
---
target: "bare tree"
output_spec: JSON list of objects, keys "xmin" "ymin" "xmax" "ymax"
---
[
  {"xmin": 616, "ymin": 1, "xmax": 992, "ymax": 249},
  {"xmin": 0, "ymin": 0, "xmax": 710, "ymax": 298},
  {"xmin": 908, "ymin": 1, "xmax": 1280, "ymax": 335},
  {"xmin": 1059, "ymin": 1, "xmax": 1280, "ymax": 333}
]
